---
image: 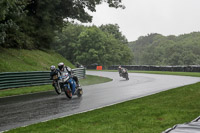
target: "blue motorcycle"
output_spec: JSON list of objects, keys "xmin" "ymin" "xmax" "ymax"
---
[{"xmin": 57, "ymin": 71, "xmax": 83, "ymax": 99}]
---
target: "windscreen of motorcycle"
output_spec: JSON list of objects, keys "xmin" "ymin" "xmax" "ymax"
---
[{"xmin": 61, "ymin": 72, "xmax": 69, "ymax": 83}]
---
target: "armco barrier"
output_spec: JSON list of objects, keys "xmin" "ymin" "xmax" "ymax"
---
[
  {"xmin": 0, "ymin": 68, "xmax": 86, "ymax": 90},
  {"xmin": 108, "ymin": 65, "xmax": 200, "ymax": 72},
  {"xmin": 72, "ymin": 68, "xmax": 86, "ymax": 79}
]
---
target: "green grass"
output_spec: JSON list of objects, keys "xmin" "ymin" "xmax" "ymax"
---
[
  {"xmin": 0, "ymin": 75, "xmax": 112, "ymax": 98},
  {"xmin": 80, "ymin": 75, "xmax": 112, "ymax": 86},
  {"xmin": 0, "ymin": 47, "xmax": 74, "ymax": 72},
  {"xmin": 6, "ymin": 82, "xmax": 200, "ymax": 133},
  {"xmin": 0, "ymin": 84, "xmax": 52, "ymax": 98}
]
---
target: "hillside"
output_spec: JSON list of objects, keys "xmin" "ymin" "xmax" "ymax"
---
[
  {"xmin": 0, "ymin": 48, "xmax": 74, "ymax": 72},
  {"xmin": 128, "ymin": 32, "xmax": 200, "ymax": 65}
]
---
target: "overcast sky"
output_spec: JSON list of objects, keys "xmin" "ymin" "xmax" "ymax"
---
[{"xmin": 85, "ymin": 0, "xmax": 200, "ymax": 42}]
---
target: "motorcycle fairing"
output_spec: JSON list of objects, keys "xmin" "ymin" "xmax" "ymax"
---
[{"xmin": 64, "ymin": 78, "xmax": 76, "ymax": 94}]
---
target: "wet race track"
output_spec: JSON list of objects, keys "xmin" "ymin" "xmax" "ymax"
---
[{"xmin": 0, "ymin": 71, "xmax": 200, "ymax": 132}]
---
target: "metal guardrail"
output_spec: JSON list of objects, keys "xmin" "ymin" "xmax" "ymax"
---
[
  {"xmin": 72, "ymin": 68, "xmax": 86, "ymax": 79},
  {"xmin": 0, "ymin": 68, "xmax": 86, "ymax": 90},
  {"xmin": 108, "ymin": 65, "xmax": 200, "ymax": 72}
]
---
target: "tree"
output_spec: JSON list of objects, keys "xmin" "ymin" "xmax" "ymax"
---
[
  {"xmin": 99, "ymin": 24, "xmax": 128, "ymax": 44},
  {"xmin": 128, "ymin": 32, "xmax": 200, "ymax": 65},
  {"xmin": 75, "ymin": 26, "xmax": 132, "ymax": 66},
  {"xmin": 0, "ymin": 0, "xmax": 124, "ymax": 49},
  {"xmin": 52, "ymin": 22, "xmax": 85, "ymax": 63},
  {"xmin": 75, "ymin": 26, "xmax": 108, "ymax": 66},
  {"xmin": 0, "ymin": 0, "xmax": 28, "ymax": 48},
  {"xmin": 53, "ymin": 23, "xmax": 133, "ymax": 66}
]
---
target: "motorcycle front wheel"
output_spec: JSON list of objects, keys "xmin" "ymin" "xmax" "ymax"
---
[
  {"xmin": 64, "ymin": 85, "xmax": 72, "ymax": 99},
  {"xmin": 126, "ymin": 73, "xmax": 129, "ymax": 80},
  {"xmin": 77, "ymin": 88, "xmax": 83, "ymax": 97},
  {"xmin": 53, "ymin": 82, "xmax": 62, "ymax": 95},
  {"xmin": 126, "ymin": 76, "xmax": 129, "ymax": 80}
]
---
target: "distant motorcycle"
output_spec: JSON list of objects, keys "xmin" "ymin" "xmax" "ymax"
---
[
  {"xmin": 52, "ymin": 71, "xmax": 83, "ymax": 99},
  {"xmin": 119, "ymin": 68, "xmax": 129, "ymax": 80}
]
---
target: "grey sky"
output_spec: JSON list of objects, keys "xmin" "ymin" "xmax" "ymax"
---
[{"xmin": 86, "ymin": 0, "xmax": 200, "ymax": 42}]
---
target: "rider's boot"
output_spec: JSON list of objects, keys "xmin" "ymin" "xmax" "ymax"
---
[
  {"xmin": 77, "ymin": 83, "xmax": 81, "ymax": 87},
  {"xmin": 76, "ymin": 81, "xmax": 81, "ymax": 88}
]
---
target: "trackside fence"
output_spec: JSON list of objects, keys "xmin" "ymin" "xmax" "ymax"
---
[
  {"xmin": 0, "ymin": 68, "xmax": 86, "ymax": 90},
  {"xmin": 108, "ymin": 65, "xmax": 200, "ymax": 72},
  {"xmin": 72, "ymin": 68, "xmax": 86, "ymax": 79}
]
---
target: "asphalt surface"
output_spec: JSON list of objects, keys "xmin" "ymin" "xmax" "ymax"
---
[{"xmin": 0, "ymin": 71, "xmax": 200, "ymax": 132}]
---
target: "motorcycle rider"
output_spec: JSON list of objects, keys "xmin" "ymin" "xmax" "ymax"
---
[
  {"xmin": 57, "ymin": 62, "xmax": 80, "ymax": 87},
  {"xmin": 50, "ymin": 65, "xmax": 58, "ymax": 80},
  {"xmin": 118, "ymin": 65, "xmax": 127, "ymax": 77},
  {"xmin": 118, "ymin": 65, "xmax": 123, "ymax": 77}
]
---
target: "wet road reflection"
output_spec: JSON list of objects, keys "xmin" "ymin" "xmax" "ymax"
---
[{"xmin": 0, "ymin": 92, "xmax": 83, "ymax": 131}]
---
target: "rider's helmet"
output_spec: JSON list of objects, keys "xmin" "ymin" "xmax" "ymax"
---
[
  {"xmin": 58, "ymin": 62, "xmax": 64, "ymax": 70},
  {"xmin": 50, "ymin": 65, "xmax": 56, "ymax": 71},
  {"xmin": 119, "ymin": 65, "xmax": 122, "ymax": 69}
]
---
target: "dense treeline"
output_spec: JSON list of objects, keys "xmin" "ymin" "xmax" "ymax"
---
[
  {"xmin": 128, "ymin": 32, "xmax": 200, "ymax": 65},
  {"xmin": 51, "ymin": 23, "xmax": 133, "ymax": 67},
  {"xmin": 0, "ymin": 0, "xmax": 132, "ymax": 67},
  {"xmin": 0, "ymin": 0, "xmax": 124, "ymax": 49}
]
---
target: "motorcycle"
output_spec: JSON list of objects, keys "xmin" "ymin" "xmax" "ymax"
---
[
  {"xmin": 52, "ymin": 71, "xmax": 83, "ymax": 99},
  {"xmin": 52, "ymin": 73, "xmax": 62, "ymax": 95},
  {"xmin": 119, "ymin": 68, "xmax": 129, "ymax": 80}
]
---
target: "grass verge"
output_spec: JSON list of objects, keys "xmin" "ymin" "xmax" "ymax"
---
[
  {"xmin": 0, "ymin": 75, "xmax": 112, "ymax": 98},
  {"xmin": 0, "ymin": 47, "xmax": 74, "ymax": 72}
]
